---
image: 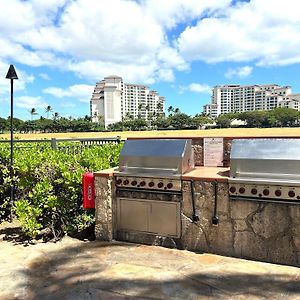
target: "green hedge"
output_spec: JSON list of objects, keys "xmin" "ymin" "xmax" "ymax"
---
[{"xmin": 0, "ymin": 143, "xmax": 122, "ymax": 239}]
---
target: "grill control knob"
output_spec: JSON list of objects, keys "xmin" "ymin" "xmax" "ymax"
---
[
  {"xmin": 288, "ymin": 190, "xmax": 295, "ymax": 198},
  {"xmin": 116, "ymin": 179, "xmax": 122, "ymax": 185},
  {"xmin": 140, "ymin": 181, "xmax": 146, "ymax": 187},
  {"xmin": 167, "ymin": 183, "xmax": 173, "ymax": 189},
  {"xmin": 157, "ymin": 182, "xmax": 164, "ymax": 188},
  {"xmin": 148, "ymin": 181, "xmax": 155, "ymax": 187},
  {"xmin": 239, "ymin": 187, "xmax": 245, "ymax": 194},
  {"xmin": 131, "ymin": 180, "xmax": 137, "ymax": 186},
  {"xmin": 263, "ymin": 189, "xmax": 269, "ymax": 196},
  {"xmin": 275, "ymin": 190, "xmax": 282, "ymax": 197},
  {"xmin": 229, "ymin": 186, "xmax": 236, "ymax": 193},
  {"xmin": 251, "ymin": 188, "xmax": 258, "ymax": 195},
  {"xmin": 123, "ymin": 179, "xmax": 129, "ymax": 186}
]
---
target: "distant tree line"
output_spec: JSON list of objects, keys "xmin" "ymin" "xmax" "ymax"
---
[
  {"xmin": 0, "ymin": 115, "xmax": 104, "ymax": 133},
  {"xmin": 0, "ymin": 105, "xmax": 102, "ymax": 133},
  {"xmin": 0, "ymin": 106, "xmax": 299, "ymax": 134},
  {"xmin": 107, "ymin": 106, "xmax": 213, "ymax": 131},
  {"xmin": 215, "ymin": 108, "xmax": 300, "ymax": 128},
  {"xmin": 108, "ymin": 107, "xmax": 300, "ymax": 131}
]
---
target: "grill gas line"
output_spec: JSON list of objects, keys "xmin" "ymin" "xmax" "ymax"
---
[{"xmin": 190, "ymin": 180, "xmax": 219, "ymax": 225}]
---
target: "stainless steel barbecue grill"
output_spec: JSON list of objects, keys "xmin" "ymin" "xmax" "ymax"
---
[
  {"xmin": 115, "ymin": 139, "xmax": 195, "ymax": 191},
  {"xmin": 114, "ymin": 139, "xmax": 195, "ymax": 239},
  {"xmin": 229, "ymin": 139, "xmax": 300, "ymax": 204}
]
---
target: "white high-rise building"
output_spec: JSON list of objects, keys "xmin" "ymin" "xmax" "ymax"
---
[
  {"xmin": 278, "ymin": 94, "xmax": 300, "ymax": 111},
  {"xmin": 203, "ymin": 84, "xmax": 292, "ymax": 118},
  {"xmin": 91, "ymin": 75, "xmax": 165, "ymax": 128}
]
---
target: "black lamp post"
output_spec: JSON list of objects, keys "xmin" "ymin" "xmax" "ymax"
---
[{"xmin": 5, "ymin": 64, "xmax": 18, "ymax": 221}]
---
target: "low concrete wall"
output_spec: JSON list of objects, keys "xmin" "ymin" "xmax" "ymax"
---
[{"xmin": 94, "ymin": 175, "xmax": 300, "ymax": 266}]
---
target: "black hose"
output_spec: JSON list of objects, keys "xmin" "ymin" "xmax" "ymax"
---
[
  {"xmin": 212, "ymin": 181, "xmax": 219, "ymax": 225},
  {"xmin": 190, "ymin": 181, "xmax": 199, "ymax": 222}
]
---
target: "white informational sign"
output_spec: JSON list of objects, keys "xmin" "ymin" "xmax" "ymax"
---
[{"xmin": 203, "ymin": 138, "xmax": 224, "ymax": 167}]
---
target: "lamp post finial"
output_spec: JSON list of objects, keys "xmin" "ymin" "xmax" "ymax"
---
[{"xmin": 5, "ymin": 64, "xmax": 18, "ymax": 80}]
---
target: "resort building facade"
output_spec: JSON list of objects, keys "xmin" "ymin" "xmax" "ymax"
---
[
  {"xmin": 90, "ymin": 75, "xmax": 165, "ymax": 128},
  {"xmin": 203, "ymin": 84, "xmax": 299, "ymax": 117}
]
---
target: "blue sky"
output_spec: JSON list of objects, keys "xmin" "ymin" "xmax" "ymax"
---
[{"xmin": 0, "ymin": 0, "xmax": 300, "ymax": 120}]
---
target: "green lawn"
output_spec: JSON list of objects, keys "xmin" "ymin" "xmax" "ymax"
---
[{"xmin": 1, "ymin": 127, "xmax": 300, "ymax": 140}]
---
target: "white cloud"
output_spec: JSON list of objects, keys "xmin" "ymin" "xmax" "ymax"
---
[
  {"xmin": 180, "ymin": 83, "xmax": 211, "ymax": 94},
  {"xmin": 189, "ymin": 83, "xmax": 211, "ymax": 93},
  {"xmin": 39, "ymin": 73, "xmax": 51, "ymax": 80},
  {"xmin": 225, "ymin": 65, "xmax": 253, "ymax": 79},
  {"xmin": 60, "ymin": 102, "xmax": 76, "ymax": 108},
  {"xmin": 67, "ymin": 60, "xmax": 159, "ymax": 84},
  {"xmin": 0, "ymin": 0, "xmax": 166, "ymax": 81},
  {"xmin": 0, "ymin": 0, "xmax": 192, "ymax": 83},
  {"xmin": 177, "ymin": 0, "xmax": 300, "ymax": 66},
  {"xmin": 0, "ymin": 61, "xmax": 10, "ymax": 95},
  {"xmin": 157, "ymin": 69, "xmax": 175, "ymax": 82},
  {"xmin": 142, "ymin": 0, "xmax": 231, "ymax": 29},
  {"xmin": 0, "ymin": 61, "xmax": 35, "ymax": 95},
  {"xmin": 14, "ymin": 69, "xmax": 35, "ymax": 91},
  {"xmin": 156, "ymin": 46, "xmax": 189, "ymax": 73},
  {"xmin": 43, "ymin": 84, "xmax": 94, "ymax": 103},
  {"xmin": 1, "ymin": 0, "xmax": 300, "ymax": 87},
  {"xmin": 15, "ymin": 96, "xmax": 47, "ymax": 109}
]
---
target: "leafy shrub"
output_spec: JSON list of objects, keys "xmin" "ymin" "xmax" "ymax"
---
[
  {"xmin": 0, "ymin": 145, "xmax": 13, "ymax": 219},
  {"xmin": 0, "ymin": 143, "xmax": 122, "ymax": 239}
]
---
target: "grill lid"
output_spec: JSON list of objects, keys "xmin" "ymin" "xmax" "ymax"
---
[
  {"xmin": 118, "ymin": 139, "xmax": 195, "ymax": 176},
  {"xmin": 229, "ymin": 139, "xmax": 300, "ymax": 185}
]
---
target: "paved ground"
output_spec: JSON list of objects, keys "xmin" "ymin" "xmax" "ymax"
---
[{"xmin": 1, "ymin": 222, "xmax": 300, "ymax": 300}]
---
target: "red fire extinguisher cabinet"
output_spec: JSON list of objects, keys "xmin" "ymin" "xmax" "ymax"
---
[{"xmin": 82, "ymin": 172, "xmax": 95, "ymax": 209}]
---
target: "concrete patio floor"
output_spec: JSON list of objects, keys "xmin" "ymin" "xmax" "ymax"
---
[{"xmin": 0, "ymin": 224, "xmax": 300, "ymax": 299}]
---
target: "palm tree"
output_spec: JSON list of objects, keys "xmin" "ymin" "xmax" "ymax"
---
[
  {"xmin": 45, "ymin": 105, "xmax": 53, "ymax": 119},
  {"xmin": 167, "ymin": 106, "xmax": 174, "ymax": 115},
  {"xmin": 53, "ymin": 112, "xmax": 59, "ymax": 120},
  {"xmin": 174, "ymin": 107, "xmax": 180, "ymax": 114},
  {"xmin": 97, "ymin": 115, "xmax": 104, "ymax": 126},
  {"xmin": 84, "ymin": 115, "xmax": 91, "ymax": 121},
  {"xmin": 126, "ymin": 112, "xmax": 134, "ymax": 120},
  {"xmin": 29, "ymin": 108, "xmax": 38, "ymax": 120},
  {"xmin": 93, "ymin": 111, "xmax": 98, "ymax": 122},
  {"xmin": 138, "ymin": 103, "xmax": 143, "ymax": 117},
  {"xmin": 157, "ymin": 102, "xmax": 163, "ymax": 117},
  {"xmin": 157, "ymin": 102, "xmax": 163, "ymax": 111}
]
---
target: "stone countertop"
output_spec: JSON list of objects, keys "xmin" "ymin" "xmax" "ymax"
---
[
  {"xmin": 181, "ymin": 166, "xmax": 230, "ymax": 182},
  {"xmin": 94, "ymin": 166, "xmax": 230, "ymax": 182},
  {"xmin": 94, "ymin": 167, "xmax": 117, "ymax": 177}
]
